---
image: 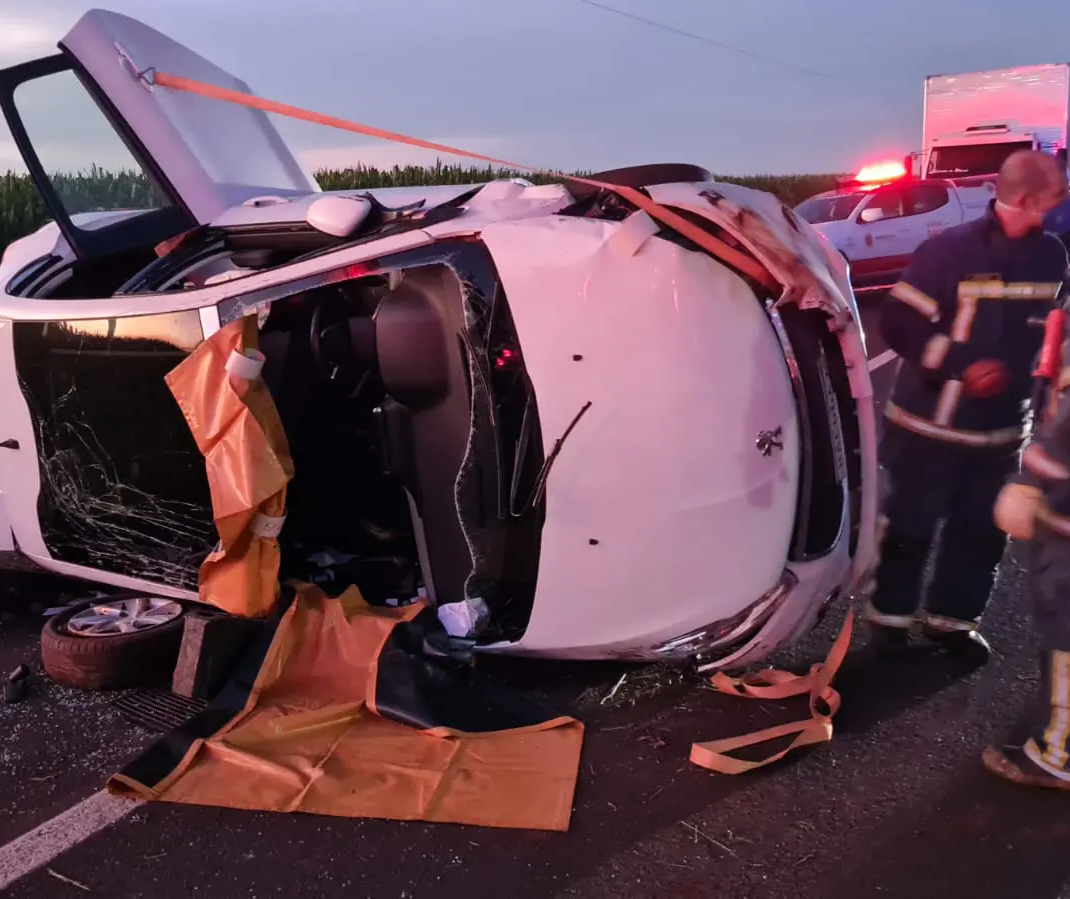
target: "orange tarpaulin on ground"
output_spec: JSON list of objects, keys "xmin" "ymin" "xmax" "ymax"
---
[
  {"xmin": 165, "ymin": 315, "xmax": 294, "ymax": 618},
  {"xmin": 109, "ymin": 583, "xmax": 584, "ymax": 831}
]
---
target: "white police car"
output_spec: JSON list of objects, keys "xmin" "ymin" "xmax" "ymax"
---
[{"xmin": 795, "ymin": 161, "xmax": 992, "ymax": 293}]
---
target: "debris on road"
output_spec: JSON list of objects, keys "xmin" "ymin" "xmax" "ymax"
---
[
  {"xmin": 4, "ymin": 664, "xmax": 30, "ymax": 704},
  {"xmin": 46, "ymin": 868, "xmax": 90, "ymax": 891},
  {"xmin": 682, "ymin": 821, "xmax": 738, "ymax": 857},
  {"xmin": 601, "ymin": 672, "xmax": 628, "ymax": 705}
]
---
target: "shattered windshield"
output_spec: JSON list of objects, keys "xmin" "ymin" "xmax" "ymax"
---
[{"xmin": 795, "ymin": 193, "xmax": 864, "ymax": 224}]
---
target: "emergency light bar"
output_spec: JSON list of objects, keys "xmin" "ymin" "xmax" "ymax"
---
[
  {"xmin": 854, "ymin": 161, "xmax": 907, "ymax": 183},
  {"xmin": 836, "ymin": 158, "xmax": 911, "ymax": 190}
]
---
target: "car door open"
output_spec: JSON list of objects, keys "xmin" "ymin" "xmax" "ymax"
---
[{"xmin": 0, "ymin": 8, "xmax": 336, "ymax": 594}]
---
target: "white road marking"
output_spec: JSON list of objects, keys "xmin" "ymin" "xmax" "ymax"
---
[
  {"xmin": 867, "ymin": 349, "xmax": 898, "ymax": 372},
  {"xmin": 0, "ymin": 790, "xmax": 143, "ymax": 891}
]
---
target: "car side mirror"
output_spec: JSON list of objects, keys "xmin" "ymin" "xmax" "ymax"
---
[
  {"xmin": 306, "ymin": 195, "xmax": 373, "ymax": 238},
  {"xmin": 859, "ymin": 208, "xmax": 883, "ymax": 224}
]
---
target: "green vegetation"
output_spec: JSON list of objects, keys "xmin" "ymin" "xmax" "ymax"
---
[{"xmin": 0, "ymin": 165, "xmax": 842, "ymax": 255}]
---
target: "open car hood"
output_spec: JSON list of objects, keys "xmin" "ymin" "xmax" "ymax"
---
[{"xmin": 61, "ymin": 9, "xmax": 321, "ymax": 223}]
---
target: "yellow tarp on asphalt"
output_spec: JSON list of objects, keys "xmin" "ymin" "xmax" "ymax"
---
[{"xmin": 109, "ymin": 583, "xmax": 584, "ymax": 831}]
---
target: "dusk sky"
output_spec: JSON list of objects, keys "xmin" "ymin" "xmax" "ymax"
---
[{"xmin": 2, "ymin": 1, "xmax": 1069, "ymax": 177}]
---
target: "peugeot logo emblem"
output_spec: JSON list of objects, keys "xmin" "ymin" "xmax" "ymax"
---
[{"xmin": 756, "ymin": 427, "xmax": 784, "ymax": 457}]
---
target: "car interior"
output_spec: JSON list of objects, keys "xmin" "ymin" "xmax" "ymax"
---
[
  {"xmin": 5, "ymin": 181, "xmax": 556, "ymax": 644},
  {"xmin": 256, "ymin": 267, "xmax": 474, "ymax": 615},
  {"xmin": 251, "ymin": 258, "xmax": 546, "ymax": 644}
]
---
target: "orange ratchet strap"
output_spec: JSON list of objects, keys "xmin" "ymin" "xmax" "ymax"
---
[
  {"xmin": 691, "ymin": 609, "xmax": 852, "ymax": 774},
  {"xmin": 148, "ymin": 71, "xmax": 775, "ymax": 290},
  {"xmin": 149, "ymin": 69, "xmax": 851, "ymax": 774}
]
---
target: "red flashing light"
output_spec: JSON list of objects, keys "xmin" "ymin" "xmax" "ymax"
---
[
  {"xmin": 495, "ymin": 348, "xmax": 518, "ymax": 369},
  {"xmin": 326, "ymin": 262, "xmax": 375, "ymax": 284},
  {"xmin": 854, "ymin": 161, "xmax": 907, "ymax": 184}
]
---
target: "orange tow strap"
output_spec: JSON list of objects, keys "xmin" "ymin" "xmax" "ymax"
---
[
  {"xmin": 691, "ymin": 608, "xmax": 853, "ymax": 773},
  {"xmin": 149, "ymin": 69, "xmax": 851, "ymax": 774},
  {"xmin": 148, "ymin": 71, "xmax": 775, "ymax": 291}
]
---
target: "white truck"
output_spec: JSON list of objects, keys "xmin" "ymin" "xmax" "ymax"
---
[{"xmin": 923, "ymin": 63, "xmax": 1070, "ymax": 181}]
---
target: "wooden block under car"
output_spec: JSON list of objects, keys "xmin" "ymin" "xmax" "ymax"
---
[{"xmin": 171, "ymin": 611, "xmax": 263, "ymax": 701}]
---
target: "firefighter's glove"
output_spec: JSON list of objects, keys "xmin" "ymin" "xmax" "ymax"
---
[
  {"xmin": 993, "ymin": 482, "xmax": 1041, "ymax": 541},
  {"xmin": 962, "ymin": 359, "xmax": 1010, "ymax": 398}
]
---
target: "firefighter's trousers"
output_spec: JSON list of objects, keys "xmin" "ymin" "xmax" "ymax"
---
[{"xmin": 868, "ymin": 424, "xmax": 1018, "ymax": 630}]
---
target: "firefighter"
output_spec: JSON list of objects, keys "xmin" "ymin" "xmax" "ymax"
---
[
  {"xmin": 985, "ymin": 365, "xmax": 1070, "ymax": 789},
  {"xmin": 865, "ymin": 149, "xmax": 1070, "ymax": 663}
]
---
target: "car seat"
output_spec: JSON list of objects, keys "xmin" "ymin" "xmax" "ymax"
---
[{"xmin": 373, "ymin": 271, "xmax": 474, "ymax": 607}]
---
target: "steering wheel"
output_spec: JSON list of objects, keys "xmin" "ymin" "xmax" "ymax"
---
[{"xmin": 309, "ymin": 288, "xmax": 373, "ymax": 398}]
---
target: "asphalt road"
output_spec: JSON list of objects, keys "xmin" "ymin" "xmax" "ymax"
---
[{"xmin": 3, "ymin": 296, "xmax": 1070, "ymax": 899}]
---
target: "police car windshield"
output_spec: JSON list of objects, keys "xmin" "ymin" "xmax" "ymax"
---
[
  {"xmin": 927, "ymin": 141, "xmax": 1033, "ymax": 178},
  {"xmin": 795, "ymin": 193, "xmax": 865, "ymax": 224}
]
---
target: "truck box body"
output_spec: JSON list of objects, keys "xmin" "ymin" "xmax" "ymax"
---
[{"xmin": 923, "ymin": 64, "xmax": 1070, "ymax": 179}]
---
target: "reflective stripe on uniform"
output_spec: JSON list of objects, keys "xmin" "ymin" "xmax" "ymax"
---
[
  {"xmin": 885, "ymin": 402, "xmax": 1023, "ymax": 447},
  {"xmin": 917, "ymin": 611, "xmax": 977, "ymax": 634},
  {"xmin": 949, "ymin": 296, "xmax": 978, "ymax": 342},
  {"xmin": 921, "ymin": 333, "xmax": 951, "ymax": 370},
  {"xmin": 1042, "ymin": 651, "xmax": 1070, "ymax": 769},
  {"xmin": 861, "ymin": 598, "xmax": 913, "ymax": 630},
  {"xmin": 933, "ymin": 379, "xmax": 964, "ymax": 426},
  {"xmin": 889, "ymin": 282, "xmax": 940, "ymax": 321},
  {"xmin": 1024, "ymin": 738, "xmax": 1070, "ymax": 779},
  {"xmin": 1023, "ymin": 443, "xmax": 1070, "ymax": 482},
  {"xmin": 957, "ymin": 281, "xmax": 1061, "ymax": 300},
  {"xmin": 927, "ymin": 286, "xmax": 975, "ymax": 429}
]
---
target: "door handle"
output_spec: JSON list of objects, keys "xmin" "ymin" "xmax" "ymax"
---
[{"xmin": 0, "ymin": 439, "xmax": 19, "ymax": 450}]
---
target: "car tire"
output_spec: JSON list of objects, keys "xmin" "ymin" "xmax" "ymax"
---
[{"xmin": 41, "ymin": 598, "xmax": 186, "ymax": 691}]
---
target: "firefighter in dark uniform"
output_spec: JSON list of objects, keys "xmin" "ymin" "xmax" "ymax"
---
[
  {"xmin": 986, "ymin": 361, "xmax": 1070, "ymax": 788},
  {"xmin": 865, "ymin": 150, "xmax": 1070, "ymax": 663}
]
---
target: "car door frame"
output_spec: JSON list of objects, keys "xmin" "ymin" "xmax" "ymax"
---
[
  {"xmin": 0, "ymin": 52, "xmax": 197, "ymax": 266},
  {"xmin": 901, "ymin": 180, "xmax": 957, "ymax": 240},
  {"xmin": 850, "ymin": 186, "xmax": 910, "ymax": 278},
  {"xmin": 0, "ymin": 294, "xmax": 218, "ymax": 599},
  {"xmin": 0, "ymin": 48, "xmax": 200, "ymax": 592},
  {"xmin": 0, "ymin": 227, "xmax": 436, "ymax": 596}
]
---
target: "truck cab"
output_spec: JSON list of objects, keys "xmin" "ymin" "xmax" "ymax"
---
[
  {"xmin": 922, "ymin": 65, "xmax": 1070, "ymax": 182},
  {"xmin": 924, "ymin": 125, "xmax": 1038, "ymax": 181}
]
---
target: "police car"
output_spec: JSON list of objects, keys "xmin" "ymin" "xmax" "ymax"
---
[{"xmin": 795, "ymin": 161, "xmax": 994, "ymax": 293}]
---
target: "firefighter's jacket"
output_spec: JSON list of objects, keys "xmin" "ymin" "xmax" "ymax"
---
[{"xmin": 881, "ymin": 202, "xmax": 1068, "ymax": 449}]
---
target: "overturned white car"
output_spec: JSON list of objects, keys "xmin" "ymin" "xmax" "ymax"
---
[{"xmin": 0, "ymin": 9, "xmax": 877, "ymax": 672}]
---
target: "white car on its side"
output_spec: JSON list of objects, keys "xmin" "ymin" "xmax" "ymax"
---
[{"xmin": 0, "ymin": 9, "xmax": 877, "ymax": 672}]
